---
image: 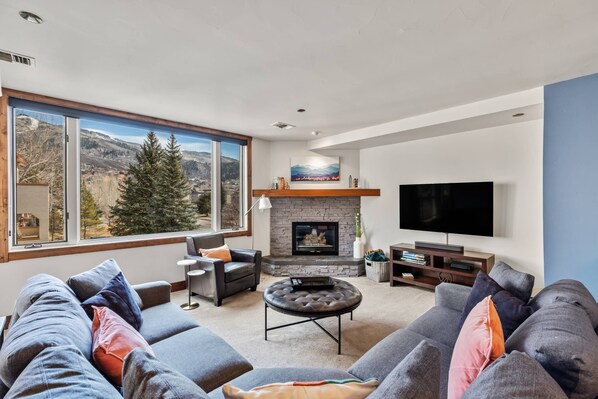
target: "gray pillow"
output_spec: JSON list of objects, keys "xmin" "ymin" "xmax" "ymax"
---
[
  {"xmin": 5, "ymin": 345, "xmax": 121, "ymax": 399},
  {"xmin": 505, "ymin": 302, "xmax": 598, "ymax": 398},
  {"xmin": 67, "ymin": 259, "xmax": 143, "ymax": 309},
  {"xmin": 529, "ymin": 279, "xmax": 598, "ymax": 330},
  {"xmin": 123, "ymin": 348, "xmax": 210, "ymax": 399},
  {"xmin": 366, "ymin": 341, "xmax": 440, "ymax": 399},
  {"xmin": 0, "ymin": 292, "xmax": 92, "ymax": 387},
  {"xmin": 462, "ymin": 351, "xmax": 567, "ymax": 399},
  {"xmin": 9, "ymin": 274, "xmax": 77, "ymax": 329},
  {"xmin": 489, "ymin": 261, "xmax": 535, "ymax": 303}
]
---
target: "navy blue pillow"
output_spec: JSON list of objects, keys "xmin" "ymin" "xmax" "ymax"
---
[
  {"xmin": 459, "ymin": 271, "xmax": 533, "ymax": 339},
  {"xmin": 81, "ymin": 272, "xmax": 142, "ymax": 330}
]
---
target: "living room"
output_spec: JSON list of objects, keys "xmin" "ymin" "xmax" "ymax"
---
[{"xmin": 1, "ymin": 2, "xmax": 597, "ymax": 399}]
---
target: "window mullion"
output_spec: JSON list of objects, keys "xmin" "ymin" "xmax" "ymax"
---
[
  {"xmin": 240, "ymin": 145, "xmax": 247, "ymax": 228},
  {"xmin": 212, "ymin": 141, "xmax": 221, "ymax": 232},
  {"xmin": 65, "ymin": 117, "xmax": 80, "ymax": 244}
]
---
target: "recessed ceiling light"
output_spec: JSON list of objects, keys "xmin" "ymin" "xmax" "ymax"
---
[
  {"xmin": 512, "ymin": 112, "xmax": 525, "ymax": 117},
  {"xmin": 19, "ymin": 11, "xmax": 43, "ymax": 24},
  {"xmin": 311, "ymin": 131, "xmax": 320, "ymax": 136},
  {"xmin": 271, "ymin": 122, "xmax": 296, "ymax": 130},
  {"xmin": 297, "ymin": 108, "xmax": 306, "ymax": 113}
]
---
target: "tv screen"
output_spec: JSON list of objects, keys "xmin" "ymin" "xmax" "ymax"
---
[{"xmin": 400, "ymin": 182, "xmax": 493, "ymax": 237}]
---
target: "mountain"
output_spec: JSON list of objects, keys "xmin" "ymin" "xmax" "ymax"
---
[{"xmin": 16, "ymin": 113, "xmax": 239, "ymax": 185}]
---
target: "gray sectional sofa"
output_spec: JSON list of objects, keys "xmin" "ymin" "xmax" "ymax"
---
[
  {"xmin": 1, "ymin": 263, "xmax": 597, "ymax": 398},
  {"xmin": 0, "ymin": 272, "xmax": 253, "ymax": 398}
]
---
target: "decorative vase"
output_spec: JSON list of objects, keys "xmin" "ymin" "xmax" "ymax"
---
[{"xmin": 353, "ymin": 237, "xmax": 364, "ymax": 259}]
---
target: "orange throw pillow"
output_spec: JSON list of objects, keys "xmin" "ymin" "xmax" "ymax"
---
[
  {"xmin": 447, "ymin": 295, "xmax": 505, "ymax": 399},
  {"xmin": 91, "ymin": 306, "xmax": 154, "ymax": 386},
  {"xmin": 200, "ymin": 243, "xmax": 232, "ymax": 262}
]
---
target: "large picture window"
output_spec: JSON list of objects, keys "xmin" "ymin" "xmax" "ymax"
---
[{"xmin": 8, "ymin": 99, "xmax": 248, "ymax": 250}]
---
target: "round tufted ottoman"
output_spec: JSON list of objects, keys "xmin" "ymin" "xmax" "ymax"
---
[{"xmin": 263, "ymin": 278, "xmax": 362, "ymax": 354}]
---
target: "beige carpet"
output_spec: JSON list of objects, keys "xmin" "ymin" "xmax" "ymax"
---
[{"xmin": 171, "ymin": 275, "xmax": 435, "ymax": 370}]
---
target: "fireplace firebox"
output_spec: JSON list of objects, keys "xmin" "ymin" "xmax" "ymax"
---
[{"xmin": 292, "ymin": 222, "xmax": 339, "ymax": 256}]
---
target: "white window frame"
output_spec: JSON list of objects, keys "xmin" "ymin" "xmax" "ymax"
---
[{"xmin": 8, "ymin": 106, "xmax": 248, "ymax": 252}]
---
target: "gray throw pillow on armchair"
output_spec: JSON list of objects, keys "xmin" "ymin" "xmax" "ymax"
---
[
  {"xmin": 123, "ymin": 348, "xmax": 210, "ymax": 399},
  {"xmin": 367, "ymin": 340, "xmax": 440, "ymax": 399}
]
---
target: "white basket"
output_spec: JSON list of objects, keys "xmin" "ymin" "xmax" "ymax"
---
[{"xmin": 365, "ymin": 260, "xmax": 390, "ymax": 283}]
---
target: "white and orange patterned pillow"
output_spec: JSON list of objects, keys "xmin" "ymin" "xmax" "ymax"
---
[{"xmin": 223, "ymin": 378, "xmax": 378, "ymax": 399}]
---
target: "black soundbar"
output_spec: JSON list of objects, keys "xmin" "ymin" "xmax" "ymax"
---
[{"xmin": 414, "ymin": 241, "xmax": 464, "ymax": 253}]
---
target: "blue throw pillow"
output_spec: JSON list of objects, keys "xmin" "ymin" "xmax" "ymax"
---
[
  {"xmin": 82, "ymin": 272, "xmax": 142, "ymax": 330},
  {"xmin": 459, "ymin": 271, "xmax": 533, "ymax": 339}
]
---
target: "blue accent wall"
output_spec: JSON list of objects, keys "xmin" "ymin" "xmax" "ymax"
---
[{"xmin": 544, "ymin": 73, "xmax": 598, "ymax": 296}]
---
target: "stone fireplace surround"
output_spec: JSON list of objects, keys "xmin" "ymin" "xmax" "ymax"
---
[{"xmin": 263, "ymin": 196, "xmax": 365, "ymax": 277}]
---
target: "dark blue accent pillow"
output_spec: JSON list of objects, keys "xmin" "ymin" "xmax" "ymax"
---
[
  {"xmin": 81, "ymin": 272, "xmax": 142, "ymax": 330},
  {"xmin": 459, "ymin": 271, "xmax": 533, "ymax": 339}
]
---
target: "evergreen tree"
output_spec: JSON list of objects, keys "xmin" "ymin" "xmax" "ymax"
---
[
  {"xmin": 80, "ymin": 181, "xmax": 103, "ymax": 239},
  {"xmin": 157, "ymin": 133, "xmax": 197, "ymax": 232},
  {"xmin": 110, "ymin": 131, "xmax": 164, "ymax": 236},
  {"xmin": 197, "ymin": 192, "xmax": 211, "ymax": 216}
]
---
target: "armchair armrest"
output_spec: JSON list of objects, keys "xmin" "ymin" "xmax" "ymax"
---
[
  {"xmin": 230, "ymin": 248, "xmax": 260, "ymax": 263},
  {"xmin": 184, "ymin": 255, "xmax": 225, "ymax": 270},
  {"xmin": 132, "ymin": 281, "xmax": 171, "ymax": 309},
  {"xmin": 435, "ymin": 283, "xmax": 472, "ymax": 312}
]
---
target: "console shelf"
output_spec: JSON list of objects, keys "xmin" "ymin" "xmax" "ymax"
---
[{"xmin": 389, "ymin": 243, "xmax": 495, "ymax": 290}]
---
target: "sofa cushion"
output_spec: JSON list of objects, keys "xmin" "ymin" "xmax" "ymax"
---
[
  {"xmin": 9, "ymin": 274, "xmax": 77, "ymax": 329},
  {"xmin": 505, "ymin": 302, "xmax": 598, "ymax": 398},
  {"xmin": 222, "ymin": 379, "xmax": 378, "ymax": 399},
  {"xmin": 367, "ymin": 340, "xmax": 440, "ymax": 399},
  {"xmin": 224, "ymin": 262, "xmax": 255, "ymax": 283},
  {"xmin": 5, "ymin": 345, "xmax": 121, "ymax": 399},
  {"xmin": 82, "ymin": 272, "xmax": 143, "ymax": 330},
  {"xmin": 208, "ymin": 369, "xmax": 356, "ymax": 399},
  {"xmin": 529, "ymin": 279, "xmax": 598, "ymax": 330},
  {"xmin": 448, "ymin": 296, "xmax": 504, "ymax": 399},
  {"xmin": 67, "ymin": 258, "xmax": 143, "ymax": 309},
  {"xmin": 123, "ymin": 348, "xmax": 210, "ymax": 399},
  {"xmin": 0, "ymin": 291, "xmax": 92, "ymax": 387},
  {"xmin": 152, "ymin": 327, "xmax": 253, "ymax": 393},
  {"xmin": 459, "ymin": 271, "xmax": 533, "ymax": 339},
  {"xmin": 348, "ymin": 329, "xmax": 452, "ymax": 399},
  {"xmin": 139, "ymin": 301, "xmax": 199, "ymax": 344},
  {"xmin": 407, "ymin": 306, "xmax": 462, "ymax": 348},
  {"xmin": 92, "ymin": 306, "xmax": 154, "ymax": 386},
  {"xmin": 435, "ymin": 283, "xmax": 472, "ymax": 313},
  {"xmin": 488, "ymin": 261, "xmax": 534, "ymax": 303},
  {"xmin": 462, "ymin": 351, "xmax": 567, "ymax": 399}
]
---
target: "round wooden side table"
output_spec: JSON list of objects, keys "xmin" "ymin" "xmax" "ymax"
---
[{"xmin": 177, "ymin": 259, "xmax": 204, "ymax": 310}]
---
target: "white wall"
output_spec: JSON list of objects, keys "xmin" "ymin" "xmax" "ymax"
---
[
  {"xmin": 268, "ymin": 141, "xmax": 360, "ymax": 189},
  {"xmin": 0, "ymin": 139, "xmax": 271, "ymax": 315},
  {"xmin": 360, "ymin": 120, "xmax": 545, "ymax": 288}
]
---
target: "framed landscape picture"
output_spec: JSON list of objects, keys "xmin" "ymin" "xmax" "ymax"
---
[{"xmin": 290, "ymin": 156, "xmax": 340, "ymax": 182}]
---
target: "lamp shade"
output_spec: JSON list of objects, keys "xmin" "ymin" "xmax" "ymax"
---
[{"xmin": 258, "ymin": 195, "xmax": 272, "ymax": 211}]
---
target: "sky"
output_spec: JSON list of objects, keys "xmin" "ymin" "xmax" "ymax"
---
[{"xmin": 15, "ymin": 109, "xmax": 240, "ymax": 160}]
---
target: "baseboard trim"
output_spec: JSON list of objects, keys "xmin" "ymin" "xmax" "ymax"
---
[{"xmin": 171, "ymin": 280, "xmax": 186, "ymax": 292}]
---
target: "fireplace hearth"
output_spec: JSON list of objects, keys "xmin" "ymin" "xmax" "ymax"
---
[{"xmin": 292, "ymin": 221, "xmax": 339, "ymax": 256}]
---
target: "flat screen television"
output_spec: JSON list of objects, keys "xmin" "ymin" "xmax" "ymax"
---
[{"xmin": 400, "ymin": 182, "xmax": 493, "ymax": 237}]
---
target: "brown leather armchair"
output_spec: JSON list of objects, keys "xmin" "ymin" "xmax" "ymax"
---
[{"xmin": 185, "ymin": 233, "xmax": 261, "ymax": 306}]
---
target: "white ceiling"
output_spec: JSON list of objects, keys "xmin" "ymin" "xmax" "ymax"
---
[{"xmin": 1, "ymin": 1, "xmax": 598, "ymax": 141}]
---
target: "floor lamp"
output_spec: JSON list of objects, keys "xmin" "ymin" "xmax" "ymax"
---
[{"xmin": 245, "ymin": 194, "xmax": 272, "ymax": 250}]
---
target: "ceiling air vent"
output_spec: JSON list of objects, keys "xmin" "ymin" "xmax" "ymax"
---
[
  {"xmin": 271, "ymin": 122, "xmax": 296, "ymax": 130},
  {"xmin": 0, "ymin": 49, "xmax": 35, "ymax": 67}
]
